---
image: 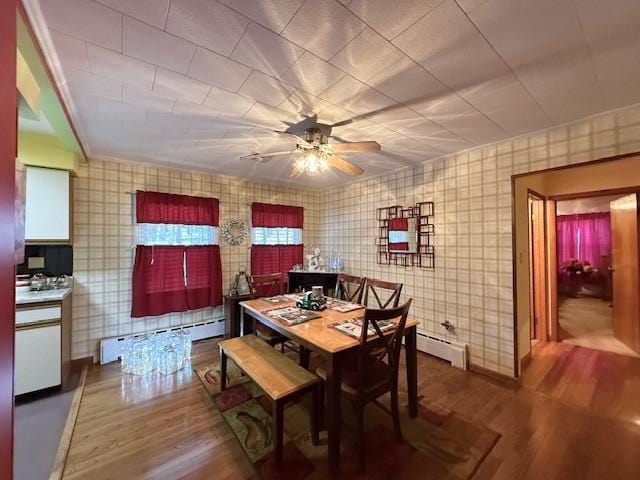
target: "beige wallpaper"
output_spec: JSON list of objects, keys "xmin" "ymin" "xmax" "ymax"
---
[
  {"xmin": 72, "ymin": 103, "xmax": 640, "ymax": 374},
  {"xmin": 319, "ymin": 103, "xmax": 640, "ymax": 376},
  {"xmin": 71, "ymin": 159, "xmax": 321, "ymax": 361}
]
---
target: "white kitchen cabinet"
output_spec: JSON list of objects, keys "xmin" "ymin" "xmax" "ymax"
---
[
  {"xmin": 24, "ymin": 166, "xmax": 71, "ymax": 242},
  {"xmin": 14, "ymin": 324, "xmax": 62, "ymax": 395}
]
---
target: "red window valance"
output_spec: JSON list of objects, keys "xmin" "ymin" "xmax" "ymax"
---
[
  {"xmin": 251, "ymin": 202, "xmax": 303, "ymax": 228},
  {"xmin": 137, "ymin": 190, "xmax": 219, "ymax": 225},
  {"xmin": 389, "ymin": 218, "xmax": 408, "ymax": 230}
]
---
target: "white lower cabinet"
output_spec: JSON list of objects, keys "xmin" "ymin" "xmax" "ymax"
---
[{"xmin": 14, "ymin": 324, "xmax": 61, "ymax": 395}]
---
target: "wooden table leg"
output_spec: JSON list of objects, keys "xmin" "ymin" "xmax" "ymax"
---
[
  {"xmin": 299, "ymin": 346, "xmax": 310, "ymax": 369},
  {"xmin": 405, "ymin": 325, "xmax": 418, "ymax": 418},
  {"xmin": 326, "ymin": 353, "xmax": 342, "ymax": 476},
  {"xmin": 220, "ymin": 348, "xmax": 227, "ymax": 391}
]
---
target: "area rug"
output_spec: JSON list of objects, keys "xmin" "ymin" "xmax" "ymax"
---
[{"xmin": 195, "ymin": 360, "xmax": 500, "ymax": 479}]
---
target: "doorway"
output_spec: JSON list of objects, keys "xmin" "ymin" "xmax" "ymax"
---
[{"xmin": 553, "ymin": 194, "xmax": 639, "ymax": 356}]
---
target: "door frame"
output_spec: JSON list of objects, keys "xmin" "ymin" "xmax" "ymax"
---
[
  {"xmin": 527, "ymin": 190, "xmax": 548, "ymax": 344},
  {"xmin": 549, "ymin": 186, "xmax": 640, "ymax": 341}
]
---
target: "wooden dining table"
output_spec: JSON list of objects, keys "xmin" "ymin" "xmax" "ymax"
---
[{"xmin": 238, "ymin": 298, "xmax": 419, "ymax": 476}]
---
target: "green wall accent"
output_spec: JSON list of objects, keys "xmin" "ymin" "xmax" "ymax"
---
[
  {"xmin": 17, "ymin": 14, "xmax": 85, "ymax": 164},
  {"xmin": 18, "ymin": 131, "xmax": 77, "ymax": 171}
]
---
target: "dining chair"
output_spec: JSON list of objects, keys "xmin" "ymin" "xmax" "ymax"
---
[
  {"xmin": 363, "ymin": 278, "xmax": 403, "ymax": 309},
  {"xmin": 334, "ymin": 274, "xmax": 366, "ymax": 304},
  {"xmin": 316, "ymin": 299, "xmax": 413, "ymax": 472},
  {"xmin": 250, "ymin": 273, "xmax": 288, "ymax": 352}
]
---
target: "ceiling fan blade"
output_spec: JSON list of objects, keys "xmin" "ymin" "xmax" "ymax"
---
[
  {"xmin": 327, "ymin": 155, "xmax": 364, "ymax": 176},
  {"xmin": 273, "ymin": 130, "xmax": 310, "ymax": 145},
  {"xmin": 290, "ymin": 165, "xmax": 303, "ymax": 178},
  {"xmin": 331, "ymin": 141, "xmax": 381, "ymax": 153},
  {"xmin": 239, "ymin": 150, "xmax": 296, "ymax": 161}
]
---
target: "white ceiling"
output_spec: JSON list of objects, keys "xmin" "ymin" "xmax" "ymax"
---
[
  {"xmin": 557, "ymin": 194, "xmax": 624, "ymax": 215},
  {"xmin": 24, "ymin": 0, "xmax": 640, "ymax": 187}
]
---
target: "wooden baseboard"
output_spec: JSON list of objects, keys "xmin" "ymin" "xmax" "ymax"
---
[
  {"xmin": 469, "ymin": 363, "xmax": 519, "ymax": 388},
  {"xmin": 520, "ymin": 351, "xmax": 533, "ymax": 372},
  {"xmin": 48, "ymin": 362, "xmax": 88, "ymax": 480}
]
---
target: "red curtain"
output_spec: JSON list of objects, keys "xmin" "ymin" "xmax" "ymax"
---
[
  {"xmin": 389, "ymin": 242, "xmax": 409, "ymax": 250},
  {"xmin": 136, "ymin": 190, "xmax": 219, "ymax": 225},
  {"xmin": 251, "ymin": 202, "xmax": 303, "ymax": 228},
  {"xmin": 250, "ymin": 203, "xmax": 304, "ymax": 293},
  {"xmin": 251, "ymin": 245, "xmax": 303, "ymax": 293},
  {"xmin": 132, "ymin": 192, "xmax": 222, "ymax": 318}
]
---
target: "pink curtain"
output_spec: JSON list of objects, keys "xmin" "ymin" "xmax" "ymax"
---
[{"xmin": 557, "ymin": 212, "xmax": 611, "ymax": 270}]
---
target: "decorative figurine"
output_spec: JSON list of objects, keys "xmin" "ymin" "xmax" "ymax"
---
[
  {"xmin": 306, "ymin": 247, "xmax": 326, "ymax": 271},
  {"xmin": 229, "ymin": 266, "xmax": 252, "ymax": 297}
]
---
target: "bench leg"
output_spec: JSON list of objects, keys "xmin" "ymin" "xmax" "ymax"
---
[
  {"xmin": 220, "ymin": 349, "xmax": 227, "ymax": 391},
  {"xmin": 311, "ymin": 384, "xmax": 321, "ymax": 446},
  {"xmin": 273, "ymin": 399, "xmax": 284, "ymax": 467}
]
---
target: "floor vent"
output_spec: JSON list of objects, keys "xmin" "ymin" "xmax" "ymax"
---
[
  {"xmin": 99, "ymin": 318, "xmax": 224, "ymax": 364},
  {"xmin": 416, "ymin": 332, "xmax": 468, "ymax": 370}
]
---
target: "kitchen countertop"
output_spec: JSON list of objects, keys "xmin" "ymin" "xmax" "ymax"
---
[{"xmin": 16, "ymin": 288, "xmax": 72, "ymax": 306}]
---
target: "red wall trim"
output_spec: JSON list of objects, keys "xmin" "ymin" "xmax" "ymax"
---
[{"xmin": 0, "ymin": 1, "xmax": 17, "ymax": 478}]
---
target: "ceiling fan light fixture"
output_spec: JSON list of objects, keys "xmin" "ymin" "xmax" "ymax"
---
[{"xmin": 294, "ymin": 148, "xmax": 329, "ymax": 176}]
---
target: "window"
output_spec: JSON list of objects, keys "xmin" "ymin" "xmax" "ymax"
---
[
  {"xmin": 251, "ymin": 227, "xmax": 302, "ymax": 245},
  {"xmin": 131, "ymin": 191, "xmax": 222, "ymax": 318},
  {"xmin": 250, "ymin": 202, "xmax": 304, "ymax": 293}
]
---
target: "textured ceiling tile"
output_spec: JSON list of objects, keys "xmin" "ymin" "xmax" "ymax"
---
[
  {"xmin": 122, "ymin": 85, "xmax": 176, "ymax": 112},
  {"xmin": 86, "ymin": 44, "xmax": 156, "ymax": 90},
  {"xmin": 574, "ymin": 0, "xmax": 640, "ymax": 108},
  {"xmin": 172, "ymin": 101, "xmax": 220, "ymax": 123},
  {"xmin": 411, "ymin": 92, "xmax": 506, "ymax": 144},
  {"xmin": 278, "ymin": 90, "xmax": 331, "ymax": 117},
  {"xmin": 347, "ymin": 0, "xmax": 442, "ymax": 40},
  {"xmin": 320, "ymin": 75, "xmax": 396, "ymax": 117},
  {"xmin": 466, "ymin": 0, "xmax": 602, "ymax": 100},
  {"xmin": 242, "ymin": 103, "xmax": 297, "ymax": 130},
  {"xmin": 41, "ymin": 0, "xmax": 122, "ymax": 51},
  {"xmin": 281, "ymin": 0, "xmax": 366, "ymax": 60},
  {"xmin": 146, "ymin": 111, "xmax": 193, "ymax": 130},
  {"xmin": 96, "ymin": 0, "xmax": 170, "ymax": 29},
  {"xmin": 123, "ymin": 17, "xmax": 196, "ymax": 73},
  {"xmin": 280, "ymin": 52, "xmax": 345, "ymax": 95},
  {"xmin": 367, "ymin": 56, "xmax": 449, "ymax": 105},
  {"xmin": 187, "ymin": 47, "xmax": 252, "ymax": 92},
  {"xmin": 49, "ymin": 29, "xmax": 90, "ymax": 71},
  {"xmin": 97, "ymin": 98, "xmax": 148, "ymax": 123},
  {"xmin": 330, "ymin": 28, "xmax": 404, "ymax": 82},
  {"xmin": 217, "ymin": 0, "xmax": 305, "ymax": 33},
  {"xmin": 165, "ymin": 0, "xmax": 249, "ymax": 56},
  {"xmin": 153, "ymin": 68, "xmax": 211, "ymax": 104},
  {"xmin": 203, "ymin": 87, "xmax": 255, "ymax": 116},
  {"xmin": 231, "ymin": 22, "xmax": 304, "ymax": 77},
  {"xmin": 457, "ymin": 74, "xmax": 551, "ymax": 135},
  {"xmin": 63, "ymin": 67, "xmax": 123, "ymax": 102},
  {"xmin": 393, "ymin": 0, "xmax": 510, "ymax": 91},
  {"xmin": 238, "ymin": 71, "xmax": 295, "ymax": 107}
]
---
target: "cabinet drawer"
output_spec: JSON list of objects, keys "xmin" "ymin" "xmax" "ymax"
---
[
  {"xmin": 15, "ymin": 324, "xmax": 62, "ymax": 395},
  {"xmin": 16, "ymin": 305, "xmax": 61, "ymax": 325}
]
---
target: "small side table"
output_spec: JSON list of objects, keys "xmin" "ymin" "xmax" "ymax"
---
[{"xmin": 224, "ymin": 294, "xmax": 252, "ymax": 338}]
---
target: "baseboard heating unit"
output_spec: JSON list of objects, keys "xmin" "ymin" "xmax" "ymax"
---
[
  {"xmin": 100, "ymin": 318, "xmax": 224, "ymax": 364},
  {"xmin": 415, "ymin": 332, "xmax": 468, "ymax": 370}
]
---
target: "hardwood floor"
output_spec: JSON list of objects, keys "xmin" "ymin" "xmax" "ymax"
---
[
  {"xmin": 62, "ymin": 340, "xmax": 640, "ymax": 479},
  {"xmin": 559, "ymin": 295, "xmax": 639, "ymax": 357}
]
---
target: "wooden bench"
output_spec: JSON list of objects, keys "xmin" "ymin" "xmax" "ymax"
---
[{"xmin": 218, "ymin": 335, "xmax": 322, "ymax": 465}]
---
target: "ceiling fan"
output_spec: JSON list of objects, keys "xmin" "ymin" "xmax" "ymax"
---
[{"xmin": 239, "ymin": 120, "xmax": 381, "ymax": 177}]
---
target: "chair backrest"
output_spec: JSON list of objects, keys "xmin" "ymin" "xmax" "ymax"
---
[
  {"xmin": 250, "ymin": 273, "xmax": 282, "ymax": 298},
  {"xmin": 334, "ymin": 274, "xmax": 366, "ymax": 304},
  {"xmin": 364, "ymin": 278, "xmax": 403, "ymax": 309},
  {"xmin": 355, "ymin": 299, "xmax": 413, "ymax": 392}
]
